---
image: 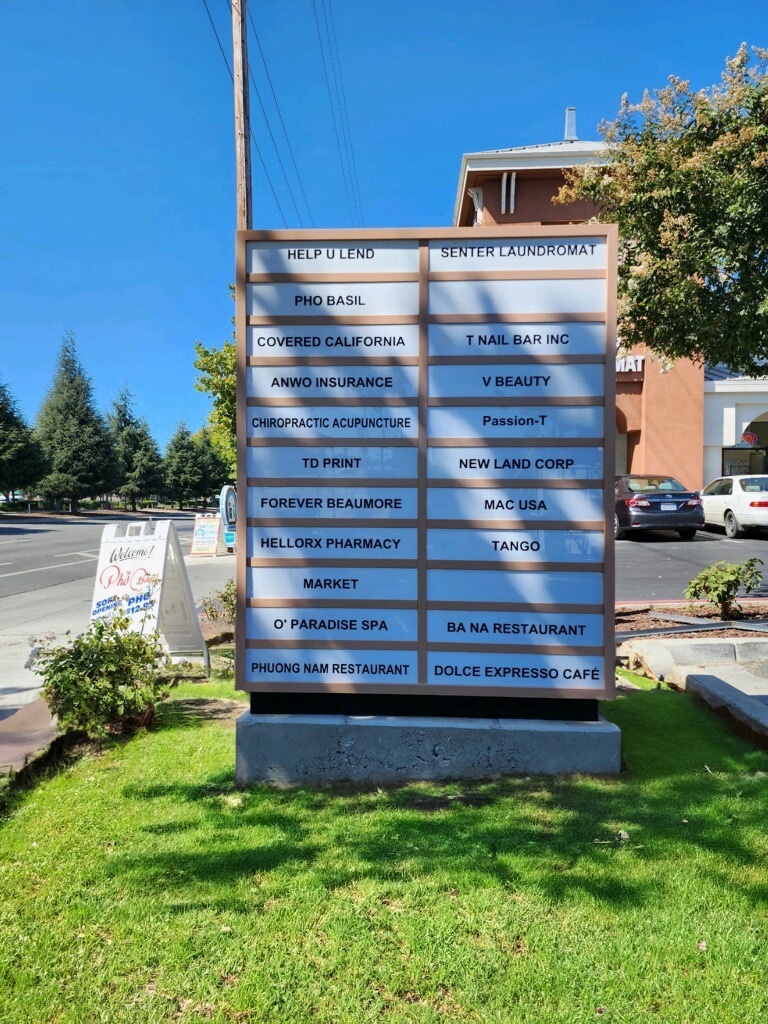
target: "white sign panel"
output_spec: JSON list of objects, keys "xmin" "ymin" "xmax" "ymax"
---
[
  {"xmin": 246, "ymin": 650, "xmax": 420, "ymax": 686},
  {"xmin": 246, "ymin": 365, "xmax": 419, "ymax": 401},
  {"xmin": 428, "ymin": 609, "xmax": 604, "ymax": 646},
  {"xmin": 247, "ymin": 239, "xmax": 419, "ymax": 274},
  {"xmin": 428, "ymin": 238, "xmax": 606, "ymax": 271},
  {"xmin": 428, "ymin": 652, "xmax": 605, "ymax": 689},
  {"xmin": 426, "ymin": 529, "xmax": 604, "ymax": 564},
  {"xmin": 247, "ymin": 282, "xmax": 419, "ymax": 318},
  {"xmin": 427, "ymin": 447, "xmax": 603, "ymax": 480},
  {"xmin": 248, "ymin": 407, "xmax": 418, "ymax": 440},
  {"xmin": 428, "ymin": 322, "xmax": 605, "ymax": 357},
  {"xmin": 248, "ymin": 487, "xmax": 418, "ymax": 520},
  {"xmin": 251, "ymin": 526, "xmax": 418, "ymax": 559},
  {"xmin": 247, "ymin": 606, "xmax": 418, "ymax": 642},
  {"xmin": 428, "ymin": 363, "xmax": 605, "ymax": 399},
  {"xmin": 247, "ymin": 446, "xmax": 417, "ymax": 479},
  {"xmin": 427, "ymin": 487, "xmax": 604, "ymax": 523},
  {"xmin": 247, "ymin": 324, "xmax": 420, "ymax": 358},
  {"xmin": 428, "ymin": 278, "xmax": 606, "ymax": 316},
  {"xmin": 428, "ymin": 406, "xmax": 603, "ymax": 440}
]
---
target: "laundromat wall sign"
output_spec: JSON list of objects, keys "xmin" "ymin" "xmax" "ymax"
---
[{"xmin": 236, "ymin": 226, "xmax": 617, "ymax": 700}]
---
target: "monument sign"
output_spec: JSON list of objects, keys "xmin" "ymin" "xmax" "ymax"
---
[{"xmin": 236, "ymin": 227, "xmax": 617, "ymax": 702}]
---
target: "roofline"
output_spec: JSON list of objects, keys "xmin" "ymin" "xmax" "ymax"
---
[{"xmin": 452, "ymin": 143, "xmax": 608, "ymax": 226}]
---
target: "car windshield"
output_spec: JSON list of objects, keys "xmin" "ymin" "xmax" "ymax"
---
[
  {"xmin": 738, "ymin": 477, "xmax": 768, "ymax": 492},
  {"xmin": 624, "ymin": 477, "xmax": 686, "ymax": 492}
]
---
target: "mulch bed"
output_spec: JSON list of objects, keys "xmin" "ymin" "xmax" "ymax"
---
[{"xmin": 616, "ymin": 602, "xmax": 768, "ymax": 639}]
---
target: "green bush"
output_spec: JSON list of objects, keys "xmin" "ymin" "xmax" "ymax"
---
[
  {"xmin": 31, "ymin": 612, "xmax": 173, "ymax": 739},
  {"xmin": 685, "ymin": 557, "xmax": 763, "ymax": 619},
  {"xmin": 201, "ymin": 577, "xmax": 236, "ymax": 623}
]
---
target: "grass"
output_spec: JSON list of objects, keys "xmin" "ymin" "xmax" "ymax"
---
[{"xmin": 1, "ymin": 676, "xmax": 768, "ymax": 1023}]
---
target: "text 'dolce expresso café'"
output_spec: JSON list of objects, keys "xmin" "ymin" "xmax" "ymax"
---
[{"xmin": 453, "ymin": 107, "xmax": 768, "ymax": 491}]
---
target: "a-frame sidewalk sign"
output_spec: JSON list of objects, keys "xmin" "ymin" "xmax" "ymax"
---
[{"xmin": 90, "ymin": 520, "xmax": 210, "ymax": 673}]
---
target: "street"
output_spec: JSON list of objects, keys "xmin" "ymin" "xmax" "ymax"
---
[
  {"xmin": 614, "ymin": 526, "xmax": 768, "ymax": 601},
  {"xmin": 4, "ymin": 513, "xmax": 768, "ymax": 713},
  {"xmin": 0, "ymin": 513, "xmax": 235, "ymax": 713}
]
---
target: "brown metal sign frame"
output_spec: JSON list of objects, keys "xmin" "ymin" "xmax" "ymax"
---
[{"xmin": 236, "ymin": 225, "xmax": 617, "ymax": 701}]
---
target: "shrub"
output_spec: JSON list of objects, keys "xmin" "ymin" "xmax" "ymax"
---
[
  {"xmin": 201, "ymin": 577, "xmax": 236, "ymax": 623},
  {"xmin": 31, "ymin": 612, "xmax": 173, "ymax": 739},
  {"xmin": 685, "ymin": 557, "xmax": 763, "ymax": 619}
]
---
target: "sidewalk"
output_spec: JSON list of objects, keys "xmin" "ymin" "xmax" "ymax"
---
[
  {"xmin": 0, "ymin": 699, "xmax": 58, "ymax": 775},
  {"xmin": 0, "ymin": 620, "xmax": 234, "ymax": 777}
]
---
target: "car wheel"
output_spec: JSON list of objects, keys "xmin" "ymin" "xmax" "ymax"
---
[
  {"xmin": 614, "ymin": 514, "xmax": 626, "ymax": 541},
  {"xmin": 677, "ymin": 529, "xmax": 696, "ymax": 540},
  {"xmin": 724, "ymin": 510, "xmax": 742, "ymax": 538}
]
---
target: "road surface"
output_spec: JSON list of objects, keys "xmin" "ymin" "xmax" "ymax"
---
[
  {"xmin": 0, "ymin": 512, "xmax": 234, "ymax": 714},
  {"xmin": 4, "ymin": 512, "xmax": 768, "ymax": 712}
]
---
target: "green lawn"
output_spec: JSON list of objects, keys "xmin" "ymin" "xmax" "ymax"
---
[{"xmin": 1, "ymin": 678, "xmax": 768, "ymax": 1023}]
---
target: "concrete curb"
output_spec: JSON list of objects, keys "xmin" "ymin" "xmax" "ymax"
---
[
  {"xmin": 618, "ymin": 636, "xmax": 768, "ymax": 748},
  {"xmin": 680, "ymin": 672, "xmax": 768, "ymax": 747}
]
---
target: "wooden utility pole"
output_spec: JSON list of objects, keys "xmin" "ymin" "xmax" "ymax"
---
[{"xmin": 232, "ymin": 0, "xmax": 252, "ymax": 230}]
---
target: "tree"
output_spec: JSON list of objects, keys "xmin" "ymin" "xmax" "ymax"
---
[
  {"xmin": 35, "ymin": 334, "xmax": 117, "ymax": 510},
  {"xmin": 557, "ymin": 44, "xmax": 768, "ymax": 373},
  {"xmin": 193, "ymin": 426, "xmax": 231, "ymax": 504},
  {"xmin": 163, "ymin": 423, "xmax": 198, "ymax": 510},
  {"xmin": 108, "ymin": 388, "xmax": 164, "ymax": 511},
  {"xmin": 0, "ymin": 380, "xmax": 45, "ymax": 500},
  {"xmin": 193, "ymin": 285, "xmax": 236, "ymax": 474}
]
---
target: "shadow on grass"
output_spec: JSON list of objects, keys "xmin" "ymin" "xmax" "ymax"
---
[{"xmin": 98, "ymin": 686, "xmax": 768, "ymax": 913}]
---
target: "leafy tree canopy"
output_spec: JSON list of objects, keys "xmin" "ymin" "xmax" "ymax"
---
[
  {"xmin": 557, "ymin": 44, "xmax": 768, "ymax": 373},
  {"xmin": 35, "ymin": 334, "xmax": 117, "ymax": 507},
  {"xmin": 194, "ymin": 285, "xmax": 236, "ymax": 474}
]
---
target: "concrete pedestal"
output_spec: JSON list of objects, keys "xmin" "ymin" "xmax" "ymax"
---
[{"xmin": 235, "ymin": 713, "xmax": 621, "ymax": 787}]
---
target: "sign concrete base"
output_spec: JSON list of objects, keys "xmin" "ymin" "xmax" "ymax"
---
[{"xmin": 235, "ymin": 713, "xmax": 621, "ymax": 787}]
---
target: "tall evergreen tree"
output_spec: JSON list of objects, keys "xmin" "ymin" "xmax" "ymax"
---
[
  {"xmin": 0, "ymin": 380, "xmax": 45, "ymax": 500},
  {"xmin": 35, "ymin": 334, "xmax": 117, "ymax": 511},
  {"xmin": 164, "ymin": 423, "xmax": 198, "ymax": 510},
  {"xmin": 108, "ymin": 388, "xmax": 163, "ymax": 511}
]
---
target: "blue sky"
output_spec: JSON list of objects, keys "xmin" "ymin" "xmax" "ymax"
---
[{"xmin": 1, "ymin": 0, "xmax": 765, "ymax": 448}]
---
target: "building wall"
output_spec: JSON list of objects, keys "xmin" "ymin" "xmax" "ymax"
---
[
  {"xmin": 617, "ymin": 347, "xmax": 704, "ymax": 488},
  {"xmin": 479, "ymin": 171, "xmax": 600, "ymax": 225},
  {"xmin": 704, "ymin": 382, "xmax": 768, "ymax": 484}
]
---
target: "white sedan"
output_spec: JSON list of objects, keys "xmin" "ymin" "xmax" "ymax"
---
[{"xmin": 700, "ymin": 474, "xmax": 768, "ymax": 537}]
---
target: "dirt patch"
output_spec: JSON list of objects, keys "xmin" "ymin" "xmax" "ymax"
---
[
  {"xmin": 616, "ymin": 602, "xmax": 768, "ymax": 639},
  {"xmin": 171, "ymin": 698, "xmax": 244, "ymax": 724}
]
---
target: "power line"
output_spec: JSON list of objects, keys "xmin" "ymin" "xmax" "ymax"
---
[
  {"xmin": 200, "ymin": 0, "xmax": 287, "ymax": 226},
  {"xmin": 311, "ymin": 0, "xmax": 357, "ymax": 226},
  {"xmin": 246, "ymin": 64, "xmax": 305, "ymax": 226},
  {"xmin": 247, "ymin": 11, "xmax": 316, "ymax": 228},
  {"xmin": 323, "ymin": 0, "xmax": 364, "ymax": 226},
  {"xmin": 201, "ymin": 0, "xmax": 233, "ymax": 78}
]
